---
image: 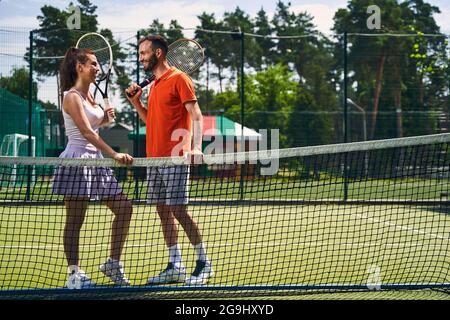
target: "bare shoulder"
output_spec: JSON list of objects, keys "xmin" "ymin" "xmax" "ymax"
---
[{"xmin": 63, "ymin": 91, "xmax": 83, "ymax": 113}]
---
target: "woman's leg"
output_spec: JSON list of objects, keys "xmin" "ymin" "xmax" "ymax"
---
[
  {"xmin": 102, "ymin": 193, "xmax": 133, "ymax": 260},
  {"xmin": 64, "ymin": 197, "xmax": 89, "ymax": 266}
]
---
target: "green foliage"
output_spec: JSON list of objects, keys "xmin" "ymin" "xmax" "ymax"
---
[
  {"xmin": 195, "ymin": 12, "xmax": 229, "ymax": 93},
  {"xmin": 203, "ymin": 64, "xmax": 337, "ymax": 147},
  {"xmin": 244, "ymin": 64, "xmax": 297, "ymax": 148},
  {"xmin": 28, "ymin": 0, "xmax": 140, "ymax": 124},
  {"xmin": 29, "ymin": 0, "xmax": 100, "ymax": 78},
  {"xmin": 26, "ymin": 0, "xmax": 448, "ymax": 144},
  {"xmin": 333, "ymin": 0, "xmax": 447, "ymax": 139},
  {"xmin": 0, "ymin": 67, "xmax": 37, "ymax": 101},
  {"xmin": 138, "ymin": 19, "xmax": 184, "ymax": 44}
]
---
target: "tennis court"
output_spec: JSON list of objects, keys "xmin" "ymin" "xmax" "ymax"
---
[
  {"xmin": 0, "ymin": 202, "xmax": 448, "ymax": 296},
  {"xmin": 0, "ymin": 134, "xmax": 449, "ymax": 299}
]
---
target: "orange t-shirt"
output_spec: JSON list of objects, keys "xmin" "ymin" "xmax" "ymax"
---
[{"xmin": 146, "ymin": 67, "xmax": 197, "ymax": 157}]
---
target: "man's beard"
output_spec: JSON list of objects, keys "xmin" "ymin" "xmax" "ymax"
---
[{"xmin": 144, "ymin": 54, "xmax": 159, "ymax": 72}]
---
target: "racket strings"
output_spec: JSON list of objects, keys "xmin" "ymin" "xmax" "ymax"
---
[
  {"xmin": 77, "ymin": 37, "xmax": 111, "ymax": 78},
  {"xmin": 167, "ymin": 41, "xmax": 203, "ymax": 74}
]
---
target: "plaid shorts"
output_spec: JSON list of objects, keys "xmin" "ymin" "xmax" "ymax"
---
[{"xmin": 146, "ymin": 165, "xmax": 189, "ymax": 205}]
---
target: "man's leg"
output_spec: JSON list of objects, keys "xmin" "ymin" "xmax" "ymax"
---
[
  {"xmin": 171, "ymin": 204, "xmax": 213, "ymax": 285},
  {"xmin": 157, "ymin": 203, "xmax": 178, "ymax": 247},
  {"xmin": 147, "ymin": 203, "xmax": 186, "ymax": 285},
  {"xmin": 166, "ymin": 165, "xmax": 213, "ymax": 285},
  {"xmin": 171, "ymin": 204, "xmax": 202, "ymax": 245}
]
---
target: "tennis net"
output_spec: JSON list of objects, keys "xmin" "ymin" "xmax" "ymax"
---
[{"xmin": 0, "ymin": 133, "xmax": 449, "ymax": 299}]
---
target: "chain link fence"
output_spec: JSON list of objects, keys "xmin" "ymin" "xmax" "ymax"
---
[{"xmin": 1, "ymin": 26, "xmax": 449, "ymax": 157}]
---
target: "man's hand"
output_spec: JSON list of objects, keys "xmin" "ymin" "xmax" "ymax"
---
[{"xmin": 125, "ymin": 83, "xmax": 143, "ymax": 106}]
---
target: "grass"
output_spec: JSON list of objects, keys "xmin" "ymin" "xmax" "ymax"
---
[
  {"xmin": 1, "ymin": 176, "xmax": 449, "ymax": 201},
  {"xmin": 0, "ymin": 201, "xmax": 449, "ymax": 299}
]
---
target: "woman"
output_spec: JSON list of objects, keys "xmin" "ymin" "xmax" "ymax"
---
[{"xmin": 53, "ymin": 47, "xmax": 133, "ymax": 289}]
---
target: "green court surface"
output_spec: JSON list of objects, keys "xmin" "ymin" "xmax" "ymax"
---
[
  {"xmin": 0, "ymin": 201, "xmax": 448, "ymax": 299},
  {"xmin": 1, "ymin": 177, "xmax": 449, "ymax": 202}
]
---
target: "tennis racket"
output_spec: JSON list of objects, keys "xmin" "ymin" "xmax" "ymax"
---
[
  {"xmin": 76, "ymin": 32, "xmax": 115, "ymax": 123},
  {"xmin": 127, "ymin": 38, "xmax": 204, "ymax": 97}
]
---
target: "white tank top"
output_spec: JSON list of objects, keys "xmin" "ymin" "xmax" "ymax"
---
[{"xmin": 62, "ymin": 89, "xmax": 105, "ymax": 150}]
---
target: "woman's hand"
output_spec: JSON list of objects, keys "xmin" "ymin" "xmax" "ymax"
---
[
  {"xmin": 113, "ymin": 152, "xmax": 134, "ymax": 165},
  {"xmin": 105, "ymin": 108, "xmax": 116, "ymax": 120}
]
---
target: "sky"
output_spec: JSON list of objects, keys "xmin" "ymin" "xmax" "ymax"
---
[
  {"xmin": 1, "ymin": 0, "xmax": 449, "ymax": 106},
  {"xmin": 0, "ymin": 0, "xmax": 449, "ymax": 35}
]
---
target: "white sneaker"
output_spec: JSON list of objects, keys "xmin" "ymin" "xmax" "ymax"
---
[
  {"xmin": 99, "ymin": 257, "xmax": 130, "ymax": 286},
  {"xmin": 147, "ymin": 263, "xmax": 186, "ymax": 285},
  {"xmin": 66, "ymin": 269, "xmax": 95, "ymax": 289},
  {"xmin": 186, "ymin": 260, "xmax": 213, "ymax": 285}
]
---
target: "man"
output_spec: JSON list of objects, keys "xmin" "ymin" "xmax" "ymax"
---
[{"xmin": 126, "ymin": 35, "xmax": 212, "ymax": 285}]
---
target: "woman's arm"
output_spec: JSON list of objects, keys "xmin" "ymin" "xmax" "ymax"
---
[{"xmin": 64, "ymin": 93, "xmax": 128, "ymax": 162}]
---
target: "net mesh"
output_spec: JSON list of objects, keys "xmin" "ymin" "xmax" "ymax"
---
[{"xmin": 0, "ymin": 133, "xmax": 449, "ymax": 299}]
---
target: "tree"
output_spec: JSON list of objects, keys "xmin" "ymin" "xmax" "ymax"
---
[
  {"xmin": 223, "ymin": 7, "xmax": 261, "ymax": 74},
  {"xmin": 195, "ymin": 1, "xmax": 339, "ymax": 146},
  {"xmin": 0, "ymin": 66, "xmax": 58, "ymax": 115},
  {"xmin": 28, "ymin": 0, "xmax": 130, "ymax": 117},
  {"xmin": 138, "ymin": 19, "xmax": 184, "ymax": 44},
  {"xmin": 271, "ymin": 1, "xmax": 338, "ymax": 143},
  {"xmin": 28, "ymin": 1, "xmax": 99, "ymax": 107},
  {"xmin": 334, "ymin": 0, "xmax": 403, "ymax": 138},
  {"xmin": 245, "ymin": 64, "xmax": 297, "ymax": 148},
  {"xmin": 333, "ymin": 0, "xmax": 446, "ymax": 139},
  {"xmin": 0, "ymin": 67, "xmax": 38, "ymax": 101},
  {"xmin": 253, "ymin": 8, "xmax": 276, "ymax": 70},
  {"xmin": 196, "ymin": 13, "xmax": 228, "ymax": 94},
  {"xmin": 215, "ymin": 64, "xmax": 297, "ymax": 148}
]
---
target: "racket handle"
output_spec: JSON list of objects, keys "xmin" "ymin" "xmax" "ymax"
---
[
  {"xmin": 126, "ymin": 76, "xmax": 156, "ymax": 98},
  {"xmin": 103, "ymin": 98, "xmax": 116, "ymax": 124}
]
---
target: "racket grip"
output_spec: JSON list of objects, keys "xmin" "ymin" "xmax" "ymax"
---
[
  {"xmin": 126, "ymin": 76, "xmax": 156, "ymax": 98},
  {"xmin": 103, "ymin": 98, "xmax": 116, "ymax": 124}
]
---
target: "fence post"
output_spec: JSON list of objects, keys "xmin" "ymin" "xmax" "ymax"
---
[
  {"xmin": 134, "ymin": 30, "xmax": 140, "ymax": 200},
  {"xmin": 239, "ymin": 28, "xmax": 245, "ymax": 201},
  {"xmin": 26, "ymin": 30, "xmax": 34, "ymax": 201},
  {"xmin": 343, "ymin": 31, "xmax": 349, "ymax": 202}
]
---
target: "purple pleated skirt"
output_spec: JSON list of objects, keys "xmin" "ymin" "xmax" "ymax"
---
[{"xmin": 52, "ymin": 144, "xmax": 122, "ymax": 199}]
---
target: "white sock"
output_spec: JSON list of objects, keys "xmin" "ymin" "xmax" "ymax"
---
[
  {"xmin": 168, "ymin": 244, "xmax": 183, "ymax": 267},
  {"xmin": 67, "ymin": 265, "xmax": 79, "ymax": 274},
  {"xmin": 194, "ymin": 243, "xmax": 208, "ymax": 262}
]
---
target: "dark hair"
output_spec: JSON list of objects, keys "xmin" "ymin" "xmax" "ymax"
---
[
  {"xmin": 59, "ymin": 47, "xmax": 94, "ymax": 92},
  {"xmin": 138, "ymin": 35, "xmax": 169, "ymax": 56}
]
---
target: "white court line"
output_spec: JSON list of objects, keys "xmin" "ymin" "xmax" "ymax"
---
[{"xmin": 353, "ymin": 211, "xmax": 448, "ymax": 240}]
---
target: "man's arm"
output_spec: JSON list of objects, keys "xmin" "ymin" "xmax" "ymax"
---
[
  {"xmin": 133, "ymin": 100, "xmax": 148, "ymax": 124},
  {"xmin": 125, "ymin": 84, "xmax": 147, "ymax": 123},
  {"xmin": 185, "ymin": 100, "xmax": 203, "ymax": 152}
]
